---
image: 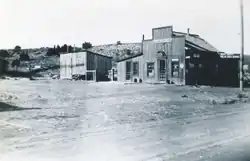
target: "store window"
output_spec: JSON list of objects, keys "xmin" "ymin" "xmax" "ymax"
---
[
  {"xmin": 147, "ymin": 62, "xmax": 155, "ymax": 77},
  {"xmin": 171, "ymin": 59, "xmax": 179, "ymax": 77},
  {"xmin": 133, "ymin": 62, "xmax": 139, "ymax": 76}
]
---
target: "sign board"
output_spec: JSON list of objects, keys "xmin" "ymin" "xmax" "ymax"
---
[
  {"xmin": 180, "ymin": 63, "xmax": 184, "ymax": 69},
  {"xmin": 149, "ymin": 70, "xmax": 155, "ymax": 77},
  {"xmin": 172, "ymin": 58, "xmax": 179, "ymax": 62},
  {"xmin": 156, "ymin": 51, "xmax": 166, "ymax": 58},
  {"xmin": 153, "ymin": 38, "xmax": 172, "ymax": 43},
  {"xmin": 220, "ymin": 54, "xmax": 240, "ymax": 59}
]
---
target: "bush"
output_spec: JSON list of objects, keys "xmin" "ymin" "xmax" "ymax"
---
[
  {"xmin": 47, "ymin": 48, "xmax": 59, "ymax": 56},
  {"xmin": 82, "ymin": 42, "xmax": 92, "ymax": 50},
  {"xmin": 116, "ymin": 41, "xmax": 122, "ymax": 45},
  {"xmin": 14, "ymin": 45, "xmax": 21, "ymax": 53}
]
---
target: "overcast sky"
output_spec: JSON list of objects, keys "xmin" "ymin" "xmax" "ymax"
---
[{"xmin": 0, "ymin": 0, "xmax": 249, "ymax": 54}]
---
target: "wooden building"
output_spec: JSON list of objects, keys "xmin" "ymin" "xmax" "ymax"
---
[
  {"xmin": 117, "ymin": 26, "xmax": 240, "ymax": 87},
  {"xmin": 60, "ymin": 50, "xmax": 112, "ymax": 81}
]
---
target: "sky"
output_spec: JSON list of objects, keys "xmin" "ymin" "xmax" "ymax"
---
[{"xmin": 0, "ymin": 0, "xmax": 249, "ymax": 54}]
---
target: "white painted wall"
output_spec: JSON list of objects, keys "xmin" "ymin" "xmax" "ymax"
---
[
  {"xmin": 72, "ymin": 52, "xmax": 86, "ymax": 75},
  {"xmin": 60, "ymin": 53, "xmax": 72, "ymax": 79}
]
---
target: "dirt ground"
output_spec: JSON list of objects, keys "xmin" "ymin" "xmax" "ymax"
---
[{"xmin": 1, "ymin": 80, "xmax": 250, "ymax": 161}]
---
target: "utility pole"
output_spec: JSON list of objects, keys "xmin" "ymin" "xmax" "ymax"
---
[{"xmin": 240, "ymin": 0, "xmax": 244, "ymax": 92}]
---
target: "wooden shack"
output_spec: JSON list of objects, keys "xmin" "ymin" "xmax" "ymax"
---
[{"xmin": 60, "ymin": 50, "xmax": 112, "ymax": 81}]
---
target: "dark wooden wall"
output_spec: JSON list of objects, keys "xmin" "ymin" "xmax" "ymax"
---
[
  {"xmin": 185, "ymin": 50, "xmax": 220, "ymax": 86},
  {"xmin": 87, "ymin": 51, "xmax": 112, "ymax": 81},
  {"xmin": 217, "ymin": 58, "xmax": 239, "ymax": 87}
]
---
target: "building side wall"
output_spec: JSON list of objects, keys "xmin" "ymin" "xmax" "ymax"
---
[
  {"xmin": 72, "ymin": 52, "xmax": 87, "ymax": 75},
  {"xmin": 117, "ymin": 55, "xmax": 144, "ymax": 82},
  {"xmin": 133, "ymin": 56, "xmax": 144, "ymax": 81},
  {"xmin": 87, "ymin": 51, "xmax": 112, "ymax": 81},
  {"xmin": 152, "ymin": 26, "xmax": 173, "ymax": 40},
  {"xmin": 142, "ymin": 41, "xmax": 158, "ymax": 82},
  {"xmin": 167, "ymin": 37, "xmax": 186, "ymax": 85},
  {"xmin": 143, "ymin": 40, "xmax": 175, "ymax": 83},
  {"xmin": 117, "ymin": 61, "xmax": 126, "ymax": 82},
  {"xmin": 60, "ymin": 53, "xmax": 73, "ymax": 79}
]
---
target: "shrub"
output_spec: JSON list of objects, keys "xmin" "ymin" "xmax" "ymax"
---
[
  {"xmin": 116, "ymin": 41, "xmax": 122, "ymax": 45},
  {"xmin": 82, "ymin": 42, "xmax": 92, "ymax": 50},
  {"xmin": 14, "ymin": 46, "xmax": 21, "ymax": 53}
]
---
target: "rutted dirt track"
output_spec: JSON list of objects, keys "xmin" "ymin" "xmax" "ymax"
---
[{"xmin": 1, "ymin": 80, "xmax": 250, "ymax": 161}]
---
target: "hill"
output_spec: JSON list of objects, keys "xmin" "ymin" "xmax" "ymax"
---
[
  {"xmin": 2, "ymin": 43, "xmax": 141, "ymax": 79},
  {"xmin": 90, "ymin": 43, "xmax": 141, "ymax": 66}
]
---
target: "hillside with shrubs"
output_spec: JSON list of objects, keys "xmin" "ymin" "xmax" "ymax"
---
[{"xmin": 0, "ymin": 42, "xmax": 141, "ymax": 79}]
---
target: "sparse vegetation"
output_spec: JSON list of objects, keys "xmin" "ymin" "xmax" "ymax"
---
[
  {"xmin": 11, "ymin": 59, "xmax": 20, "ymax": 71},
  {"xmin": 19, "ymin": 52, "xmax": 30, "ymax": 61},
  {"xmin": 0, "ymin": 50, "xmax": 10, "ymax": 58},
  {"xmin": 125, "ymin": 49, "xmax": 132, "ymax": 56},
  {"xmin": 1, "ymin": 42, "xmax": 141, "ymax": 78}
]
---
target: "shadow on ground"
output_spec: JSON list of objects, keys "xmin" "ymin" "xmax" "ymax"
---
[
  {"xmin": 0, "ymin": 102, "xmax": 41, "ymax": 112},
  {"xmin": 3, "ymin": 65, "xmax": 59, "ymax": 78}
]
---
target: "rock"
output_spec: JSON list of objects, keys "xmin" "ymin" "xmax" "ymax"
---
[
  {"xmin": 211, "ymin": 100, "xmax": 217, "ymax": 105},
  {"xmin": 237, "ymin": 93, "xmax": 249, "ymax": 99},
  {"xmin": 181, "ymin": 95, "xmax": 188, "ymax": 98},
  {"xmin": 221, "ymin": 98, "xmax": 238, "ymax": 105}
]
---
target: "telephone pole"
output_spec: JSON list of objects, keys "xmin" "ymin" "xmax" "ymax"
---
[{"xmin": 240, "ymin": 0, "xmax": 244, "ymax": 92}]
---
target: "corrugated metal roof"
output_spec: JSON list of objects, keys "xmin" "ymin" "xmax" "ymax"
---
[
  {"xmin": 185, "ymin": 35, "xmax": 218, "ymax": 52},
  {"xmin": 173, "ymin": 31, "xmax": 219, "ymax": 52}
]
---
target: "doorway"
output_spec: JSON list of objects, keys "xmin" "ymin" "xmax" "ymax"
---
[
  {"xmin": 159, "ymin": 59, "xmax": 166, "ymax": 81},
  {"xmin": 126, "ymin": 61, "xmax": 132, "ymax": 80}
]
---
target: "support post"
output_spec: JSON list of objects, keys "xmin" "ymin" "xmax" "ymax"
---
[{"xmin": 240, "ymin": 0, "xmax": 244, "ymax": 92}]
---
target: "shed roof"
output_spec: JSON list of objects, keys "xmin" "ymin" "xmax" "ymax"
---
[
  {"xmin": 173, "ymin": 31, "xmax": 219, "ymax": 52},
  {"xmin": 84, "ymin": 49, "xmax": 113, "ymax": 59},
  {"xmin": 116, "ymin": 53, "xmax": 143, "ymax": 63},
  {"xmin": 64, "ymin": 50, "xmax": 113, "ymax": 59}
]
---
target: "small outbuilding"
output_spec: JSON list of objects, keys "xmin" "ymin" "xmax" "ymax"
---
[{"xmin": 60, "ymin": 50, "xmax": 112, "ymax": 81}]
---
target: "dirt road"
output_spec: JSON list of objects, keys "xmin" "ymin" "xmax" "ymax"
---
[{"xmin": 0, "ymin": 80, "xmax": 250, "ymax": 161}]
